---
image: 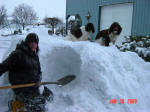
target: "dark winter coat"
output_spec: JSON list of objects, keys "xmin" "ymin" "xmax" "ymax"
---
[{"xmin": 0, "ymin": 41, "xmax": 42, "ymax": 85}]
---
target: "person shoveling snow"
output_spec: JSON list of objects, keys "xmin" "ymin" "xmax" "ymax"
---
[{"xmin": 0, "ymin": 33, "xmax": 54, "ymax": 112}]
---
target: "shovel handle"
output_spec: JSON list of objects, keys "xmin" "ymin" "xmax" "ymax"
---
[
  {"xmin": 0, "ymin": 82, "xmax": 59, "ymax": 90},
  {"xmin": 0, "ymin": 83, "xmax": 40, "ymax": 89},
  {"xmin": 0, "ymin": 75, "xmax": 76, "ymax": 90}
]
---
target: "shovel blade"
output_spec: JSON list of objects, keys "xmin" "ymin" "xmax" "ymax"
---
[{"xmin": 57, "ymin": 75, "xmax": 76, "ymax": 86}]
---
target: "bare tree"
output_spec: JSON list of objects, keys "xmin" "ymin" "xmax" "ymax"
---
[
  {"xmin": 44, "ymin": 17, "xmax": 63, "ymax": 34},
  {"xmin": 12, "ymin": 4, "xmax": 38, "ymax": 30},
  {"xmin": 0, "ymin": 5, "xmax": 7, "ymax": 26}
]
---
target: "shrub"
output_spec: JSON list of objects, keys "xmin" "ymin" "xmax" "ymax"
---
[
  {"xmin": 117, "ymin": 36, "xmax": 150, "ymax": 62},
  {"xmin": 14, "ymin": 30, "xmax": 18, "ymax": 34}
]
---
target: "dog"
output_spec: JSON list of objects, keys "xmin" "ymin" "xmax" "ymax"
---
[
  {"xmin": 65, "ymin": 23, "xmax": 95, "ymax": 41},
  {"xmin": 95, "ymin": 22, "xmax": 122, "ymax": 46}
]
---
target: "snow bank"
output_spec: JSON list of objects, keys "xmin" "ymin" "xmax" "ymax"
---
[
  {"xmin": 41, "ymin": 39, "xmax": 150, "ymax": 112},
  {"xmin": 0, "ymin": 26, "xmax": 150, "ymax": 112}
]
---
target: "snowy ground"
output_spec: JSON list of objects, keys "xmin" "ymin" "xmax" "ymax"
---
[{"xmin": 0, "ymin": 26, "xmax": 150, "ymax": 112}]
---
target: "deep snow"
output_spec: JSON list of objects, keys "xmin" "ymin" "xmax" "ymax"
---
[{"xmin": 0, "ymin": 26, "xmax": 150, "ymax": 112}]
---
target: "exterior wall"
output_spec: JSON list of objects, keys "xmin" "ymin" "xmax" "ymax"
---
[
  {"xmin": 66, "ymin": 0, "xmax": 150, "ymax": 37},
  {"xmin": 132, "ymin": 0, "xmax": 150, "ymax": 36},
  {"xmin": 66, "ymin": 0, "xmax": 99, "ymax": 39}
]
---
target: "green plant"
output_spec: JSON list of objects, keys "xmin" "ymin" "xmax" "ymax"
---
[{"xmin": 117, "ymin": 36, "xmax": 150, "ymax": 62}]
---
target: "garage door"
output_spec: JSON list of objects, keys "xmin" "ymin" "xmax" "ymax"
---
[{"xmin": 100, "ymin": 3, "xmax": 133, "ymax": 45}]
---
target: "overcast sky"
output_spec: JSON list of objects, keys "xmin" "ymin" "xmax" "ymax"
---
[{"xmin": 0, "ymin": 0, "xmax": 66, "ymax": 22}]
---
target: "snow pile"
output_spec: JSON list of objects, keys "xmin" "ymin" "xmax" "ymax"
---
[
  {"xmin": 0, "ymin": 26, "xmax": 150, "ymax": 112},
  {"xmin": 41, "ymin": 40, "xmax": 150, "ymax": 112},
  {"xmin": 0, "ymin": 36, "xmax": 11, "ymax": 62}
]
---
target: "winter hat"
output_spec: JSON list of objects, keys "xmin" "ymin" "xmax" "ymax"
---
[{"xmin": 25, "ymin": 33, "xmax": 39, "ymax": 44}]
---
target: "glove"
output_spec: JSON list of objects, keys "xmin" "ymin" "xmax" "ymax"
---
[
  {"xmin": 42, "ymin": 86, "xmax": 53, "ymax": 101},
  {"xmin": 34, "ymin": 82, "xmax": 41, "ymax": 87}
]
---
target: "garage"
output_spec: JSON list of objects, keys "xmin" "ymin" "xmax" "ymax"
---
[{"xmin": 100, "ymin": 3, "xmax": 133, "ymax": 44}]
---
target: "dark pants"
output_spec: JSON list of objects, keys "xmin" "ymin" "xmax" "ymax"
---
[
  {"xmin": 12, "ymin": 86, "xmax": 53, "ymax": 112},
  {"xmin": 13, "ymin": 87, "xmax": 43, "ymax": 111}
]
